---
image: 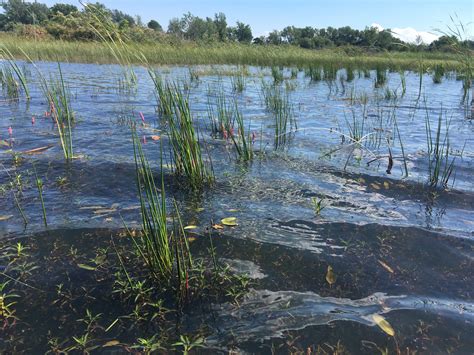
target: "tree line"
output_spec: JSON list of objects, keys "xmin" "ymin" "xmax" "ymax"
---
[{"xmin": 0, "ymin": 0, "xmax": 471, "ymax": 52}]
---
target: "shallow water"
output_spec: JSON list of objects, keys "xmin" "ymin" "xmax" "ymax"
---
[{"xmin": 0, "ymin": 62, "xmax": 473, "ymax": 353}]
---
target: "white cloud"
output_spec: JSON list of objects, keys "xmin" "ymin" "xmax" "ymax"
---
[{"xmin": 370, "ymin": 23, "xmax": 439, "ymax": 44}]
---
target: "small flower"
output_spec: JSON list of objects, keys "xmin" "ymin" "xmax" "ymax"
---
[
  {"xmin": 139, "ymin": 112, "xmax": 145, "ymax": 123},
  {"xmin": 8, "ymin": 126, "xmax": 13, "ymax": 136},
  {"xmin": 142, "ymin": 135, "xmax": 147, "ymax": 144},
  {"xmin": 31, "ymin": 116, "xmax": 36, "ymax": 125}
]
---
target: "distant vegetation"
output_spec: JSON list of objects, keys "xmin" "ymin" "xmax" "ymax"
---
[{"xmin": 0, "ymin": 0, "xmax": 472, "ymax": 53}]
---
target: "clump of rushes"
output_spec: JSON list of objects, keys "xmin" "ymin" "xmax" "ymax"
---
[
  {"xmin": 432, "ymin": 64, "xmax": 444, "ymax": 84},
  {"xmin": 0, "ymin": 64, "xmax": 20, "ymax": 100},
  {"xmin": 425, "ymin": 107, "xmax": 460, "ymax": 189},
  {"xmin": 0, "ymin": 47, "xmax": 30, "ymax": 100},
  {"xmin": 167, "ymin": 82, "xmax": 214, "ymax": 189},
  {"xmin": 149, "ymin": 70, "xmax": 174, "ymax": 117},
  {"xmin": 271, "ymin": 66, "xmax": 284, "ymax": 84},
  {"xmin": 230, "ymin": 100, "xmax": 253, "ymax": 161},
  {"xmin": 231, "ymin": 72, "xmax": 245, "ymax": 92},
  {"xmin": 207, "ymin": 86, "xmax": 235, "ymax": 138},
  {"xmin": 130, "ymin": 129, "xmax": 190, "ymax": 295},
  {"xmin": 262, "ymin": 82, "xmax": 296, "ymax": 149},
  {"xmin": 306, "ymin": 66, "xmax": 322, "ymax": 82},
  {"xmin": 375, "ymin": 66, "xmax": 387, "ymax": 88},
  {"xmin": 323, "ymin": 64, "xmax": 338, "ymax": 81},
  {"xmin": 128, "ymin": 129, "xmax": 248, "ymax": 305},
  {"xmin": 37, "ymin": 63, "xmax": 75, "ymax": 161}
]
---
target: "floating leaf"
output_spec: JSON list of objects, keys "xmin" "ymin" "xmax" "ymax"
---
[
  {"xmin": 0, "ymin": 215, "xmax": 13, "ymax": 221},
  {"xmin": 195, "ymin": 207, "xmax": 205, "ymax": 212},
  {"xmin": 187, "ymin": 237, "xmax": 197, "ymax": 243},
  {"xmin": 383, "ymin": 181, "xmax": 390, "ymax": 189},
  {"xmin": 151, "ymin": 135, "xmax": 161, "ymax": 141},
  {"xmin": 378, "ymin": 260, "xmax": 394, "ymax": 273},
  {"xmin": 228, "ymin": 209, "xmax": 239, "ymax": 212},
  {"xmin": 221, "ymin": 217, "xmax": 238, "ymax": 226},
  {"xmin": 184, "ymin": 225, "xmax": 198, "ymax": 230},
  {"xmin": 325, "ymin": 265, "xmax": 336, "ymax": 285},
  {"xmin": 372, "ymin": 314, "xmax": 395, "ymax": 336},
  {"xmin": 77, "ymin": 264, "xmax": 96, "ymax": 271},
  {"xmin": 103, "ymin": 340, "xmax": 120, "ymax": 347},
  {"xmin": 93, "ymin": 209, "xmax": 117, "ymax": 214},
  {"xmin": 212, "ymin": 224, "xmax": 224, "ymax": 230},
  {"xmin": 370, "ymin": 183, "xmax": 381, "ymax": 190}
]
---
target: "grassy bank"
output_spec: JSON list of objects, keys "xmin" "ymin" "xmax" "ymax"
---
[{"xmin": 0, "ymin": 33, "xmax": 467, "ymax": 71}]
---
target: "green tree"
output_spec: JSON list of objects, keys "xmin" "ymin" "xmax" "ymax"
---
[
  {"xmin": 213, "ymin": 12, "xmax": 227, "ymax": 41},
  {"xmin": 234, "ymin": 21, "xmax": 252, "ymax": 43},
  {"xmin": 50, "ymin": 3, "xmax": 78, "ymax": 17},
  {"xmin": 148, "ymin": 19, "xmax": 162, "ymax": 31},
  {"xmin": 2, "ymin": 0, "xmax": 50, "ymax": 25}
]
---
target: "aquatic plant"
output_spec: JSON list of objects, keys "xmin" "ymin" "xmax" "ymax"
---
[
  {"xmin": 33, "ymin": 165, "xmax": 47, "ymax": 228},
  {"xmin": 230, "ymin": 100, "xmax": 254, "ymax": 161},
  {"xmin": 131, "ymin": 129, "xmax": 191, "ymax": 291},
  {"xmin": 425, "ymin": 107, "xmax": 459, "ymax": 188},
  {"xmin": 0, "ymin": 47, "xmax": 30, "ymax": 100},
  {"xmin": 207, "ymin": 86, "xmax": 235, "ymax": 137},
  {"xmin": 375, "ymin": 66, "xmax": 387, "ymax": 88},
  {"xmin": 39, "ymin": 63, "xmax": 75, "ymax": 161},
  {"xmin": 271, "ymin": 66, "xmax": 284, "ymax": 83},
  {"xmin": 231, "ymin": 72, "xmax": 246, "ymax": 92},
  {"xmin": 167, "ymin": 83, "xmax": 214, "ymax": 188},
  {"xmin": 432, "ymin": 64, "xmax": 444, "ymax": 84},
  {"xmin": 262, "ymin": 82, "xmax": 296, "ymax": 149}
]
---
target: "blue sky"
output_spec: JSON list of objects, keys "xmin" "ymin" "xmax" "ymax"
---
[{"xmin": 34, "ymin": 0, "xmax": 474, "ymax": 40}]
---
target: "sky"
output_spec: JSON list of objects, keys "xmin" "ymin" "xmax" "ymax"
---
[{"xmin": 28, "ymin": 0, "xmax": 474, "ymax": 43}]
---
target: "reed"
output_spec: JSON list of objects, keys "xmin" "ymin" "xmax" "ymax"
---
[
  {"xmin": 432, "ymin": 64, "xmax": 444, "ymax": 84},
  {"xmin": 131, "ymin": 129, "xmax": 190, "ymax": 288},
  {"xmin": 0, "ymin": 47, "xmax": 30, "ymax": 100},
  {"xmin": 262, "ymin": 83, "xmax": 295, "ymax": 149},
  {"xmin": 167, "ymin": 83, "xmax": 214, "ymax": 189},
  {"xmin": 375, "ymin": 66, "xmax": 387, "ymax": 88},
  {"xmin": 230, "ymin": 100, "xmax": 254, "ymax": 161},
  {"xmin": 207, "ymin": 86, "xmax": 235, "ymax": 137},
  {"xmin": 271, "ymin": 66, "xmax": 284, "ymax": 84},
  {"xmin": 425, "ymin": 107, "xmax": 458, "ymax": 188},
  {"xmin": 231, "ymin": 72, "xmax": 246, "ymax": 92},
  {"xmin": 40, "ymin": 63, "xmax": 75, "ymax": 161}
]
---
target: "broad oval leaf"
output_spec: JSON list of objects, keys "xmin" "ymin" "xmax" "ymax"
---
[{"xmin": 221, "ymin": 217, "xmax": 238, "ymax": 226}]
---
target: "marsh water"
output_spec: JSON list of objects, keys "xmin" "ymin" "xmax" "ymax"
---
[{"xmin": 0, "ymin": 61, "xmax": 473, "ymax": 353}]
